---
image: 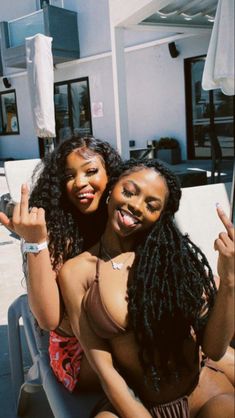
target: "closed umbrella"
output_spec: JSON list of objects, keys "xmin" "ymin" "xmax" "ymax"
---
[
  {"xmin": 202, "ymin": 0, "xmax": 234, "ymax": 96},
  {"xmin": 25, "ymin": 33, "xmax": 56, "ymax": 153},
  {"xmin": 202, "ymin": 0, "xmax": 234, "ymax": 217}
]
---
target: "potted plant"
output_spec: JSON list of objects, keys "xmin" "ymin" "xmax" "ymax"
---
[{"xmin": 155, "ymin": 137, "xmax": 181, "ymax": 165}]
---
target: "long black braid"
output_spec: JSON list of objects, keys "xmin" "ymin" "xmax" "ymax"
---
[
  {"xmin": 109, "ymin": 159, "xmax": 217, "ymax": 390},
  {"xmin": 29, "ymin": 135, "xmax": 121, "ymax": 271}
]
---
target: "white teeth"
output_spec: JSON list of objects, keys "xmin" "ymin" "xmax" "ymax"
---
[{"xmin": 78, "ymin": 192, "xmax": 92, "ymax": 198}]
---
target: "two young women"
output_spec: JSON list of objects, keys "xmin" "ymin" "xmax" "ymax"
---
[
  {"xmin": 0, "ymin": 136, "xmax": 234, "ymax": 408},
  {"xmin": 59, "ymin": 159, "xmax": 234, "ymax": 417}
]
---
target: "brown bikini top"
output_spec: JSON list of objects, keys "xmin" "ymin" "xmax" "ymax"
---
[{"xmin": 83, "ymin": 255, "xmax": 126, "ymax": 340}]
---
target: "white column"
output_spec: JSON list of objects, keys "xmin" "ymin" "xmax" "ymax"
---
[{"xmin": 110, "ymin": 26, "xmax": 130, "ymax": 159}]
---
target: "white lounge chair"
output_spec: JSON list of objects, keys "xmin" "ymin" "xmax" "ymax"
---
[{"xmin": 175, "ymin": 182, "xmax": 232, "ymax": 275}]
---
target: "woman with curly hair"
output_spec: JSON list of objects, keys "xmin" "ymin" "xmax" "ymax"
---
[
  {"xmin": 59, "ymin": 159, "xmax": 234, "ymax": 417},
  {"xmin": 0, "ymin": 135, "xmax": 121, "ymax": 391}
]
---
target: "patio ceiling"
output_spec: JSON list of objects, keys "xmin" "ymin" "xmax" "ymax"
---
[
  {"xmin": 140, "ymin": 0, "xmax": 218, "ymax": 30},
  {"xmin": 110, "ymin": 0, "xmax": 218, "ymax": 42}
]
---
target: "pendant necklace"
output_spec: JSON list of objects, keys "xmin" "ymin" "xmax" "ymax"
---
[{"xmin": 101, "ymin": 241, "xmax": 133, "ymax": 270}]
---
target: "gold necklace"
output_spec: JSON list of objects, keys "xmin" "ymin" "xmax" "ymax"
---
[{"xmin": 101, "ymin": 242, "xmax": 133, "ymax": 270}]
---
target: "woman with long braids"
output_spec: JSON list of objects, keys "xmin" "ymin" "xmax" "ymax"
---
[
  {"xmin": 0, "ymin": 135, "xmax": 121, "ymax": 391},
  {"xmin": 59, "ymin": 159, "xmax": 234, "ymax": 417}
]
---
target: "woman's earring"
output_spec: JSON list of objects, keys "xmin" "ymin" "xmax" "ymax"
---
[{"xmin": 106, "ymin": 193, "xmax": 110, "ymax": 204}]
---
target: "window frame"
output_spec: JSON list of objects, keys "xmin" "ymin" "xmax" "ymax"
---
[
  {"xmin": 54, "ymin": 76, "xmax": 93, "ymax": 140},
  {"xmin": 184, "ymin": 55, "xmax": 234, "ymax": 160},
  {"xmin": 0, "ymin": 89, "xmax": 20, "ymax": 136}
]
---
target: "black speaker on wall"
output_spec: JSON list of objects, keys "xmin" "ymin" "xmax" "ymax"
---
[
  {"xmin": 168, "ymin": 42, "xmax": 179, "ymax": 58},
  {"xmin": 3, "ymin": 77, "xmax": 11, "ymax": 88}
]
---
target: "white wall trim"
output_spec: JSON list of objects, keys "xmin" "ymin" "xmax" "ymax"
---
[
  {"xmin": 1, "ymin": 71, "xmax": 27, "ymax": 79},
  {"xmin": 125, "ymin": 33, "xmax": 195, "ymax": 52},
  {"xmin": 55, "ymin": 51, "xmax": 112, "ymax": 69}
]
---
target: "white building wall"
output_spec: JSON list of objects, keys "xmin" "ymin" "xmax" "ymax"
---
[
  {"xmin": 0, "ymin": 0, "xmax": 35, "ymax": 21},
  {"xmin": 64, "ymin": 0, "xmax": 111, "ymax": 57},
  {"xmin": 0, "ymin": 0, "xmax": 211, "ymax": 160},
  {"xmin": 125, "ymin": 33, "xmax": 211, "ymax": 159},
  {"xmin": 0, "ymin": 75, "xmax": 39, "ymax": 159},
  {"xmin": 54, "ymin": 33, "xmax": 210, "ymax": 160},
  {"xmin": 54, "ymin": 56, "xmax": 117, "ymax": 148}
]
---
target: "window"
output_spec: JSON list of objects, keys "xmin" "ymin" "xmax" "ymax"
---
[
  {"xmin": 185, "ymin": 56, "xmax": 234, "ymax": 159},
  {"xmin": 0, "ymin": 90, "xmax": 20, "ymax": 135},
  {"xmin": 54, "ymin": 77, "xmax": 92, "ymax": 141}
]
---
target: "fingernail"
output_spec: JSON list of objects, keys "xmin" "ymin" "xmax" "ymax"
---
[
  {"xmin": 216, "ymin": 203, "xmax": 226, "ymax": 215},
  {"xmin": 216, "ymin": 203, "xmax": 224, "ymax": 211}
]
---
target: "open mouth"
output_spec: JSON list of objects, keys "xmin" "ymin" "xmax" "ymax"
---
[{"xmin": 118, "ymin": 209, "xmax": 141, "ymax": 228}]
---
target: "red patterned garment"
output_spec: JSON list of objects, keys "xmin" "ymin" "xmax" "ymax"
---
[{"xmin": 49, "ymin": 331, "xmax": 84, "ymax": 392}]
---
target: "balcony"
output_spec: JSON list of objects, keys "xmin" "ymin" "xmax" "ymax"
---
[{"xmin": 0, "ymin": 5, "xmax": 80, "ymax": 72}]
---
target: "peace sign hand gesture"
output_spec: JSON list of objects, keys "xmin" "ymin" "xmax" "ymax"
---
[{"xmin": 0, "ymin": 184, "xmax": 48, "ymax": 243}]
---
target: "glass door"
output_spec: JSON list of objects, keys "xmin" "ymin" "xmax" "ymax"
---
[
  {"xmin": 185, "ymin": 56, "xmax": 234, "ymax": 159},
  {"xmin": 54, "ymin": 77, "xmax": 92, "ymax": 141}
]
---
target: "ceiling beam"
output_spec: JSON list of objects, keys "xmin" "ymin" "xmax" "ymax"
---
[{"xmin": 137, "ymin": 22, "xmax": 212, "ymax": 34}]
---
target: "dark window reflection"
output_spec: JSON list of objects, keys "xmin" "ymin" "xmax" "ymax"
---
[
  {"xmin": 54, "ymin": 77, "xmax": 92, "ymax": 142},
  {"xmin": 186, "ymin": 56, "xmax": 234, "ymax": 159},
  {"xmin": 0, "ymin": 90, "xmax": 19, "ymax": 135}
]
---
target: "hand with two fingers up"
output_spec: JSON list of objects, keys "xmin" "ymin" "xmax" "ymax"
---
[{"xmin": 0, "ymin": 184, "xmax": 47, "ymax": 244}]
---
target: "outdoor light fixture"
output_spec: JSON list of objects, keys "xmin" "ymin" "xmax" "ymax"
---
[
  {"xmin": 3, "ymin": 77, "xmax": 11, "ymax": 88},
  {"xmin": 168, "ymin": 42, "xmax": 179, "ymax": 58}
]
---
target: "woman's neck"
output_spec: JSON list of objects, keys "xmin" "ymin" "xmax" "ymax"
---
[{"xmin": 101, "ymin": 228, "xmax": 135, "ymax": 256}]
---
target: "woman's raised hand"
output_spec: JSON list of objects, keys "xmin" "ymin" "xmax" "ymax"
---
[
  {"xmin": 0, "ymin": 184, "xmax": 48, "ymax": 243},
  {"xmin": 214, "ymin": 205, "xmax": 234, "ymax": 286}
]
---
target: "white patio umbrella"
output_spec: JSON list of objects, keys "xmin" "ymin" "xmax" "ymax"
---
[
  {"xmin": 202, "ymin": 0, "xmax": 234, "ymax": 220},
  {"xmin": 202, "ymin": 0, "xmax": 234, "ymax": 96},
  {"xmin": 25, "ymin": 33, "xmax": 56, "ymax": 153}
]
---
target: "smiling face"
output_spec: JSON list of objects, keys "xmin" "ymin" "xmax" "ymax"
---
[
  {"xmin": 65, "ymin": 149, "xmax": 108, "ymax": 214},
  {"xmin": 107, "ymin": 168, "xmax": 169, "ymax": 238}
]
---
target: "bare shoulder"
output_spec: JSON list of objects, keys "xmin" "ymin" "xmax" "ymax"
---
[{"xmin": 59, "ymin": 251, "xmax": 97, "ymax": 283}]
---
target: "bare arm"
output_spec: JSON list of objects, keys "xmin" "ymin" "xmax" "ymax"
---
[
  {"xmin": 0, "ymin": 184, "xmax": 61, "ymax": 330},
  {"xmin": 202, "ymin": 206, "xmax": 235, "ymax": 360},
  {"xmin": 59, "ymin": 262, "xmax": 152, "ymax": 418},
  {"xmin": 27, "ymin": 251, "xmax": 61, "ymax": 330}
]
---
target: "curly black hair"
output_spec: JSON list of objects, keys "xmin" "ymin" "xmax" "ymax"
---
[
  {"xmin": 29, "ymin": 135, "xmax": 121, "ymax": 271},
  {"xmin": 109, "ymin": 159, "xmax": 217, "ymax": 390}
]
